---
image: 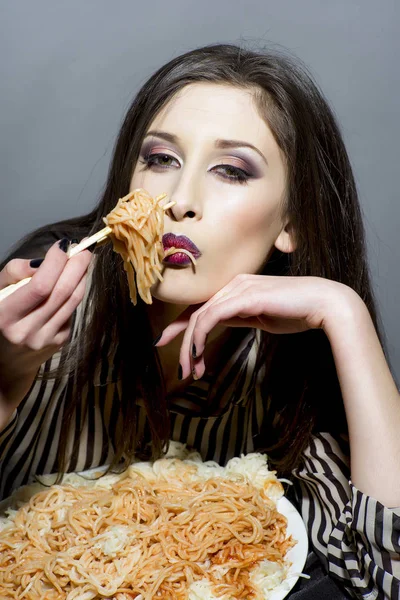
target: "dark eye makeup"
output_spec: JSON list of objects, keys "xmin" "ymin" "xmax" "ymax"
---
[
  {"xmin": 140, "ymin": 153, "xmax": 180, "ymax": 169},
  {"xmin": 139, "ymin": 149, "xmax": 256, "ymax": 185},
  {"xmin": 210, "ymin": 164, "xmax": 253, "ymax": 184}
]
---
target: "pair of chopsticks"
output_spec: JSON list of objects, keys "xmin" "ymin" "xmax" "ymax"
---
[
  {"xmin": 0, "ymin": 193, "xmax": 174, "ymax": 303},
  {"xmin": 0, "ymin": 231, "xmax": 112, "ymax": 303}
]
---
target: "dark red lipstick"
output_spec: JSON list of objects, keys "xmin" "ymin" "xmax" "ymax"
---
[{"xmin": 163, "ymin": 233, "xmax": 201, "ymax": 265}]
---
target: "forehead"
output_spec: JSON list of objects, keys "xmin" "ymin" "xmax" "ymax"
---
[{"xmin": 149, "ymin": 83, "xmax": 276, "ymax": 148}]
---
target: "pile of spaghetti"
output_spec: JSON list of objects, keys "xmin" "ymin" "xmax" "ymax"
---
[
  {"xmin": 103, "ymin": 188, "xmax": 174, "ymax": 305},
  {"xmin": 0, "ymin": 448, "xmax": 294, "ymax": 600}
]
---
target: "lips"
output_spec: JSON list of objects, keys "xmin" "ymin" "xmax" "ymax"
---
[{"xmin": 162, "ymin": 233, "xmax": 201, "ymax": 265}]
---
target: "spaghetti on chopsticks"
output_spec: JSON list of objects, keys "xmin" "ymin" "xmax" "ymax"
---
[
  {"xmin": 0, "ymin": 188, "xmax": 200, "ymax": 305},
  {"xmin": 103, "ymin": 188, "xmax": 175, "ymax": 305}
]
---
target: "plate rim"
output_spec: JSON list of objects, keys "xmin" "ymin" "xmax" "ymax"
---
[
  {"xmin": 268, "ymin": 496, "xmax": 309, "ymax": 600},
  {"xmin": 77, "ymin": 471, "xmax": 310, "ymax": 599},
  {"xmin": 1, "ymin": 467, "xmax": 309, "ymax": 599}
]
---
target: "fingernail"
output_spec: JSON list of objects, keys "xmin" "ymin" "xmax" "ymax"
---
[
  {"xmin": 192, "ymin": 343, "xmax": 197, "ymax": 359},
  {"xmin": 58, "ymin": 238, "xmax": 70, "ymax": 253},
  {"xmin": 29, "ymin": 258, "xmax": 44, "ymax": 268},
  {"xmin": 192, "ymin": 367, "xmax": 199, "ymax": 381},
  {"xmin": 152, "ymin": 333, "xmax": 162, "ymax": 346},
  {"xmin": 178, "ymin": 364, "xmax": 183, "ymax": 380},
  {"xmin": 71, "ymin": 238, "xmax": 79, "ymax": 245}
]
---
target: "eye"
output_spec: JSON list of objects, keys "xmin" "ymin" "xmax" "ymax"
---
[
  {"xmin": 140, "ymin": 152, "xmax": 180, "ymax": 170},
  {"xmin": 211, "ymin": 164, "xmax": 252, "ymax": 184}
]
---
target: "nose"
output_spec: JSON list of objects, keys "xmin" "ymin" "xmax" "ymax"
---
[{"xmin": 167, "ymin": 167, "xmax": 203, "ymax": 222}]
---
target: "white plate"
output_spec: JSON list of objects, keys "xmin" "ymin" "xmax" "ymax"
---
[
  {"xmin": 269, "ymin": 497, "xmax": 309, "ymax": 600},
  {"xmin": 74, "ymin": 467, "xmax": 310, "ymax": 598},
  {"xmin": 1, "ymin": 467, "xmax": 309, "ymax": 600},
  {"xmin": 72, "ymin": 476, "xmax": 309, "ymax": 599}
]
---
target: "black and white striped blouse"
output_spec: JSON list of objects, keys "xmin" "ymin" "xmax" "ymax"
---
[{"xmin": 1, "ymin": 239, "xmax": 399, "ymax": 599}]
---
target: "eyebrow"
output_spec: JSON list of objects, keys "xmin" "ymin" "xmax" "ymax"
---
[
  {"xmin": 215, "ymin": 139, "xmax": 268, "ymax": 165},
  {"xmin": 144, "ymin": 131, "xmax": 268, "ymax": 165},
  {"xmin": 145, "ymin": 131, "xmax": 178, "ymax": 144}
]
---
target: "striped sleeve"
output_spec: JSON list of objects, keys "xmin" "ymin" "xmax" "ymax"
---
[{"xmin": 292, "ymin": 432, "xmax": 400, "ymax": 599}]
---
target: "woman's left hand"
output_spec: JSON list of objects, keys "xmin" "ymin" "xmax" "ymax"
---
[{"xmin": 155, "ymin": 273, "xmax": 361, "ymax": 380}]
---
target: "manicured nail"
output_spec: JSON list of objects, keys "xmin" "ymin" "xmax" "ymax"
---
[
  {"xmin": 178, "ymin": 364, "xmax": 183, "ymax": 380},
  {"xmin": 71, "ymin": 238, "xmax": 79, "ymax": 245},
  {"xmin": 58, "ymin": 238, "xmax": 70, "ymax": 253},
  {"xmin": 192, "ymin": 367, "xmax": 199, "ymax": 381},
  {"xmin": 29, "ymin": 258, "xmax": 44, "ymax": 268},
  {"xmin": 152, "ymin": 333, "xmax": 162, "ymax": 346},
  {"xmin": 192, "ymin": 343, "xmax": 197, "ymax": 359}
]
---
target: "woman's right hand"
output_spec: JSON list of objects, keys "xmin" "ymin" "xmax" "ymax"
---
[{"xmin": 0, "ymin": 239, "xmax": 92, "ymax": 426}]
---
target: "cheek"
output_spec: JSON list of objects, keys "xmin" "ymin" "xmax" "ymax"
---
[
  {"xmin": 151, "ymin": 197, "xmax": 283, "ymax": 303},
  {"xmin": 208, "ymin": 191, "xmax": 283, "ymax": 256},
  {"xmin": 206, "ymin": 187, "xmax": 285, "ymax": 280}
]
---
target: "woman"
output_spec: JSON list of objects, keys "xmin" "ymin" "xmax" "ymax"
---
[{"xmin": 0, "ymin": 44, "xmax": 399, "ymax": 599}]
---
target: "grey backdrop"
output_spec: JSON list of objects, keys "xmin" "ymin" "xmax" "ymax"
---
[{"xmin": 1, "ymin": 0, "xmax": 399, "ymax": 381}]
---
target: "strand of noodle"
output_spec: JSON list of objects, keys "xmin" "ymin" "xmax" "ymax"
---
[
  {"xmin": 103, "ymin": 188, "xmax": 169, "ymax": 305},
  {"xmin": 0, "ymin": 472, "xmax": 293, "ymax": 599},
  {"xmin": 164, "ymin": 246, "xmax": 197, "ymax": 266}
]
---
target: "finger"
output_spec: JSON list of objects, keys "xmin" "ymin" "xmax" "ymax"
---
[
  {"xmin": 24, "ymin": 320, "xmax": 74, "ymax": 359},
  {"xmin": 0, "ymin": 239, "xmax": 71, "ymax": 323},
  {"xmin": 192, "ymin": 275, "xmax": 309, "ymax": 355},
  {"xmin": 44, "ymin": 274, "xmax": 88, "ymax": 340},
  {"xmin": 192, "ymin": 315, "xmax": 265, "ymax": 379},
  {"xmin": 156, "ymin": 276, "xmax": 254, "ymax": 381},
  {"xmin": 53, "ymin": 321, "xmax": 74, "ymax": 348},
  {"xmin": 161, "ymin": 278, "xmax": 253, "ymax": 379},
  {"xmin": 178, "ymin": 313, "xmax": 198, "ymax": 380},
  {"xmin": 12, "ymin": 251, "xmax": 92, "ymax": 337},
  {"xmin": 178, "ymin": 302, "xmax": 221, "ymax": 380},
  {"xmin": 155, "ymin": 304, "xmax": 201, "ymax": 347},
  {"xmin": 25, "ymin": 274, "xmax": 88, "ymax": 351},
  {"xmin": 0, "ymin": 258, "xmax": 41, "ymax": 290},
  {"xmin": 189, "ymin": 293, "xmax": 264, "ymax": 379},
  {"xmin": 157, "ymin": 275, "xmax": 250, "ymax": 346},
  {"xmin": 180, "ymin": 280, "xmax": 256, "ymax": 378},
  {"xmin": 32, "ymin": 250, "xmax": 92, "ymax": 329}
]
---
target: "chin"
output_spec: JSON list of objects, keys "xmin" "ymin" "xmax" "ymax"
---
[{"xmin": 150, "ymin": 281, "xmax": 212, "ymax": 305}]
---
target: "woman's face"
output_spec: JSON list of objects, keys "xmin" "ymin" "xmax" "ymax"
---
[{"xmin": 130, "ymin": 83, "xmax": 292, "ymax": 305}]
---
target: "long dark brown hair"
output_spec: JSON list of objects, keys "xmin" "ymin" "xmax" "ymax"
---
[{"xmin": 4, "ymin": 44, "xmax": 384, "ymax": 475}]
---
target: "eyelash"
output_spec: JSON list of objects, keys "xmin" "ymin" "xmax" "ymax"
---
[{"xmin": 140, "ymin": 153, "xmax": 252, "ymax": 185}]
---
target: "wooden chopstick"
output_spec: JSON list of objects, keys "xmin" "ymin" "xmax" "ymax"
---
[
  {"xmin": 0, "ymin": 227, "xmax": 112, "ymax": 303},
  {"xmin": 0, "ymin": 194, "xmax": 174, "ymax": 303}
]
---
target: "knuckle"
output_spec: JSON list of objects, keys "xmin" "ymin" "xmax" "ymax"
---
[
  {"xmin": 194, "ymin": 312, "xmax": 209, "ymax": 332},
  {"xmin": 3, "ymin": 259, "xmax": 19, "ymax": 278},
  {"xmin": 70, "ymin": 286, "xmax": 84, "ymax": 307},
  {"xmin": 3, "ymin": 325, "xmax": 27, "ymax": 347},
  {"xmin": 195, "ymin": 310, "xmax": 205, "ymax": 324},
  {"xmin": 188, "ymin": 311, "xmax": 200, "ymax": 328},
  {"xmin": 29, "ymin": 278, "xmax": 52, "ymax": 302},
  {"xmin": 30, "ymin": 330, "xmax": 68, "ymax": 352},
  {"xmin": 52, "ymin": 282, "xmax": 72, "ymax": 304},
  {"xmin": 78, "ymin": 251, "xmax": 92, "ymax": 267},
  {"xmin": 1, "ymin": 259, "xmax": 26, "ymax": 284},
  {"xmin": 54, "ymin": 332, "xmax": 70, "ymax": 347},
  {"xmin": 26, "ymin": 336, "xmax": 45, "ymax": 352}
]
